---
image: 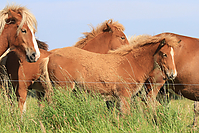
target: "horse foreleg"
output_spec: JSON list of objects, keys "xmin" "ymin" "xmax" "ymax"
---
[
  {"xmin": 117, "ymin": 86, "xmax": 132, "ymax": 115},
  {"xmin": 16, "ymin": 81, "xmax": 30, "ymax": 114},
  {"xmin": 193, "ymin": 101, "xmax": 199, "ymax": 126},
  {"xmin": 17, "ymin": 89, "xmax": 28, "ymax": 114},
  {"xmin": 145, "ymin": 69, "xmax": 165, "ymax": 107},
  {"xmin": 119, "ymin": 96, "xmax": 131, "ymax": 115},
  {"xmin": 145, "ymin": 80, "xmax": 165, "ymax": 107}
]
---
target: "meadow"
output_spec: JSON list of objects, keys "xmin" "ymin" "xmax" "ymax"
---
[{"xmin": 0, "ymin": 85, "xmax": 198, "ymax": 133}]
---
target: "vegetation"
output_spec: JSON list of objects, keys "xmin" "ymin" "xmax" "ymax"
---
[{"xmin": 0, "ymin": 86, "xmax": 197, "ymax": 133}]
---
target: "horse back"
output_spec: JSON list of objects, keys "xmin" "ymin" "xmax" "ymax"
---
[{"xmin": 47, "ymin": 47, "xmax": 123, "ymax": 86}]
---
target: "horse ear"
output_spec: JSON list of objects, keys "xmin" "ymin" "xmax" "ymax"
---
[
  {"xmin": 5, "ymin": 9, "xmax": 17, "ymax": 24},
  {"xmin": 160, "ymin": 39, "xmax": 166, "ymax": 46},
  {"xmin": 5, "ymin": 17, "xmax": 16, "ymax": 24},
  {"xmin": 103, "ymin": 23, "xmax": 112, "ymax": 33},
  {"xmin": 153, "ymin": 39, "xmax": 166, "ymax": 56}
]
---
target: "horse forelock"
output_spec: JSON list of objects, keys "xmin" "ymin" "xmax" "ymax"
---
[
  {"xmin": 157, "ymin": 33, "xmax": 180, "ymax": 48},
  {"xmin": 0, "ymin": 4, "xmax": 37, "ymax": 35},
  {"xmin": 73, "ymin": 19, "xmax": 125, "ymax": 48},
  {"xmin": 108, "ymin": 34, "xmax": 179, "ymax": 56}
]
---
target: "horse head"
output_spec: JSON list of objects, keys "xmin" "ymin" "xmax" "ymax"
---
[
  {"xmin": 1, "ymin": 5, "xmax": 40, "ymax": 63},
  {"xmin": 103, "ymin": 22, "xmax": 129, "ymax": 50},
  {"xmin": 153, "ymin": 39, "xmax": 177, "ymax": 80},
  {"xmin": 74, "ymin": 19, "xmax": 129, "ymax": 54}
]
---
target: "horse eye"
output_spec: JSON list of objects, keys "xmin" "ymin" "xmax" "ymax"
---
[
  {"xmin": 21, "ymin": 29, "xmax": 27, "ymax": 34},
  {"xmin": 121, "ymin": 36, "xmax": 125, "ymax": 40},
  {"xmin": 163, "ymin": 53, "xmax": 167, "ymax": 57}
]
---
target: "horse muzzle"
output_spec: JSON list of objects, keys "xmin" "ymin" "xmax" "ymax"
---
[
  {"xmin": 26, "ymin": 51, "xmax": 40, "ymax": 63},
  {"xmin": 164, "ymin": 70, "xmax": 177, "ymax": 80}
]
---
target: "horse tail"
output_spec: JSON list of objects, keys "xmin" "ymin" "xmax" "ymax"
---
[{"xmin": 39, "ymin": 56, "xmax": 53, "ymax": 101}]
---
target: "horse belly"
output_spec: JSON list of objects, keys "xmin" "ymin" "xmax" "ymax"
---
[
  {"xmin": 172, "ymin": 78, "xmax": 199, "ymax": 101},
  {"xmin": 173, "ymin": 59, "xmax": 199, "ymax": 101}
]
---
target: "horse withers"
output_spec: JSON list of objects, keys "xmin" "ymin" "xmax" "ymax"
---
[{"xmin": 40, "ymin": 34, "xmax": 178, "ymax": 114}]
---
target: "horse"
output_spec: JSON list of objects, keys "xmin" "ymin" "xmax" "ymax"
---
[
  {"xmin": 143, "ymin": 32, "xmax": 199, "ymax": 125},
  {"xmin": 74, "ymin": 19, "xmax": 129, "ymax": 53},
  {"xmin": 0, "ymin": 4, "xmax": 40, "ymax": 62},
  {"xmin": 2, "ymin": 19, "xmax": 129, "ymax": 113},
  {"xmin": 39, "ymin": 34, "xmax": 178, "ymax": 114},
  {"xmin": 51, "ymin": 19, "xmax": 129, "ymax": 53},
  {"xmin": 0, "ymin": 41, "xmax": 50, "ymax": 114}
]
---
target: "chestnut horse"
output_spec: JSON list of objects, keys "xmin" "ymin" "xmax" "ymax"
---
[
  {"xmin": 74, "ymin": 19, "xmax": 129, "ymax": 53},
  {"xmin": 144, "ymin": 33, "xmax": 199, "ymax": 125},
  {"xmin": 39, "ymin": 34, "xmax": 178, "ymax": 114},
  {"xmin": 0, "ymin": 4, "xmax": 40, "ymax": 62},
  {"xmin": 2, "ymin": 19, "xmax": 129, "ymax": 113}
]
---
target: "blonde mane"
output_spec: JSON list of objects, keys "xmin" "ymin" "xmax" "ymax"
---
[
  {"xmin": 109, "ymin": 34, "xmax": 179, "ymax": 55},
  {"xmin": 73, "ymin": 19, "xmax": 125, "ymax": 48},
  {"xmin": 0, "ymin": 4, "xmax": 37, "ymax": 35}
]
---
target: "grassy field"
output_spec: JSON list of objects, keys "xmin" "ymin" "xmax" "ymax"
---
[{"xmin": 0, "ymin": 87, "xmax": 198, "ymax": 133}]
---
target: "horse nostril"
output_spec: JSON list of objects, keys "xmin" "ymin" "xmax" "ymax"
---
[
  {"xmin": 31, "ymin": 52, "xmax": 36, "ymax": 61},
  {"xmin": 168, "ymin": 72, "xmax": 175, "ymax": 80},
  {"xmin": 32, "ymin": 52, "xmax": 36, "ymax": 58},
  {"xmin": 26, "ymin": 52, "xmax": 36, "ymax": 63}
]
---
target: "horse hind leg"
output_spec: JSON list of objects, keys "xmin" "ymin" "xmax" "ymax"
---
[
  {"xmin": 105, "ymin": 95, "xmax": 117, "ymax": 111},
  {"xmin": 36, "ymin": 91, "xmax": 45, "ymax": 107}
]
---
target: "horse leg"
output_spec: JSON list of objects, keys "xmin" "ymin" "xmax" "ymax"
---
[
  {"xmin": 16, "ymin": 78, "xmax": 32, "ymax": 114},
  {"xmin": 145, "ymin": 79, "xmax": 165, "ymax": 107},
  {"xmin": 35, "ymin": 91, "xmax": 45, "ymax": 110},
  {"xmin": 193, "ymin": 101, "xmax": 199, "ymax": 126},
  {"xmin": 106, "ymin": 100, "xmax": 115, "ymax": 110},
  {"xmin": 29, "ymin": 81, "xmax": 45, "ymax": 106},
  {"xmin": 16, "ymin": 83, "xmax": 28, "ymax": 114},
  {"xmin": 145, "ymin": 69, "xmax": 165, "ymax": 106},
  {"xmin": 116, "ymin": 86, "xmax": 132, "ymax": 114},
  {"xmin": 119, "ymin": 96, "xmax": 131, "ymax": 114},
  {"xmin": 36, "ymin": 91, "xmax": 44, "ymax": 103}
]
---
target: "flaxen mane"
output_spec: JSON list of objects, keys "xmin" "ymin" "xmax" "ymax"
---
[
  {"xmin": 0, "ymin": 4, "xmax": 37, "ymax": 35},
  {"xmin": 73, "ymin": 19, "xmax": 125, "ymax": 48},
  {"xmin": 109, "ymin": 34, "xmax": 179, "ymax": 55}
]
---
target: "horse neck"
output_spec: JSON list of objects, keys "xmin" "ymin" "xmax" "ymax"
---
[
  {"xmin": 82, "ymin": 32, "xmax": 112, "ymax": 54},
  {"xmin": 11, "ymin": 48, "xmax": 26, "ymax": 63},
  {"xmin": 13, "ymin": 48, "xmax": 51, "ymax": 63},
  {"xmin": 39, "ymin": 49, "xmax": 51, "ymax": 58},
  {"xmin": 0, "ymin": 30, "xmax": 9, "ymax": 57},
  {"xmin": 123, "ymin": 44, "xmax": 158, "ymax": 82}
]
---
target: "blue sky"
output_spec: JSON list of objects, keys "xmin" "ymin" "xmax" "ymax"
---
[{"xmin": 1, "ymin": 0, "xmax": 199, "ymax": 50}]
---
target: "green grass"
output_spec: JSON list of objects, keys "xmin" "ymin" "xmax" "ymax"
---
[{"xmin": 0, "ymin": 87, "xmax": 198, "ymax": 133}]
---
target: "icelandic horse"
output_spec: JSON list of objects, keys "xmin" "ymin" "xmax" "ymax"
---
[
  {"xmin": 0, "ymin": 4, "xmax": 40, "ymax": 62},
  {"xmin": 144, "ymin": 33, "xmax": 199, "ymax": 125},
  {"xmin": 2, "ymin": 19, "xmax": 129, "ymax": 113},
  {"xmin": 74, "ymin": 19, "xmax": 129, "ymax": 53},
  {"xmin": 0, "ymin": 4, "xmax": 43, "ymax": 113},
  {"xmin": 39, "ymin": 34, "xmax": 178, "ymax": 114}
]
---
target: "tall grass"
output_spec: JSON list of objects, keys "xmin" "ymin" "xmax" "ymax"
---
[{"xmin": 0, "ymin": 86, "xmax": 197, "ymax": 132}]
